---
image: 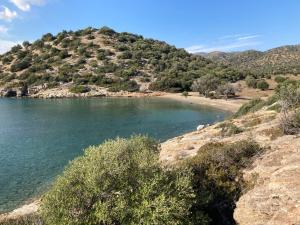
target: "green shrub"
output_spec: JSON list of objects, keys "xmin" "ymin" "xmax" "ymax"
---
[
  {"xmin": 191, "ymin": 74, "xmax": 221, "ymax": 97},
  {"xmin": 274, "ymin": 75, "xmax": 287, "ymax": 83},
  {"xmin": 217, "ymin": 122, "xmax": 244, "ymax": 136},
  {"xmin": 245, "ymin": 76, "xmax": 257, "ymax": 88},
  {"xmin": 182, "ymin": 140, "xmax": 263, "ymax": 225},
  {"xmin": 10, "ymin": 58, "xmax": 31, "ymax": 72},
  {"xmin": 234, "ymin": 98, "xmax": 265, "ymax": 118},
  {"xmin": 40, "ymin": 136, "xmax": 194, "ymax": 225},
  {"xmin": 69, "ymin": 85, "xmax": 91, "ymax": 93},
  {"xmin": 98, "ymin": 26, "xmax": 116, "ymax": 36},
  {"xmin": 256, "ymin": 80, "xmax": 269, "ymax": 90},
  {"xmin": 108, "ymin": 80, "xmax": 140, "ymax": 92},
  {"xmin": 182, "ymin": 91, "xmax": 189, "ymax": 97}
]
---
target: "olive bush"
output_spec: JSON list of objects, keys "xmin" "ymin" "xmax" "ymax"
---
[{"xmin": 40, "ymin": 136, "xmax": 194, "ymax": 225}]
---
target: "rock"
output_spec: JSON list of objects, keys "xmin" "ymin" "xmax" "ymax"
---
[
  {"xmin": 197, "ymin": 125, "xmax": 205, "ymax": 131},
  {"xmin": 234, "ymin": 136, "xmax": 300, "ymax": 225}
]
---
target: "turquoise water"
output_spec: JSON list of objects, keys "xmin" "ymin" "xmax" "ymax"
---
[{"xmin": 0, "ymin": 98, "xmax": 230, "ymax": 213}]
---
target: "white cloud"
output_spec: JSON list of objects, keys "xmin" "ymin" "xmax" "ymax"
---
[
  {"xmin": 9, "ymin": 0, "xmax": 45, "ymax": 11},
  {"xmin": 237, "ymin": 35, "xmax": 260, "ymax": 41},
  {"xmin": 0, "ymin": 25, "xmax": 8, "ymax": 33},
  {"xmin": 186, "ymin": 42, "xmax": 260, "ymax": 53},
  {"xmin": 186, "ymin": 34, "xmax": 262, "ymax": 53},
  {"xmin": 0, "ymin": 6, "xmax": 17, "ymax": 21},
  {"xmin": 219, "ymin": 34, "xmax": 247, "ymax": 40},
  {"xmin": 0, "ymin": 39, "xmax": 20, "ymax": 53}
]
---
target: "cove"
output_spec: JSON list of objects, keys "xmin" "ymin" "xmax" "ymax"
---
[{"xmin": 0, "ymin": 97, "xmax": 230, "ymax": 213}]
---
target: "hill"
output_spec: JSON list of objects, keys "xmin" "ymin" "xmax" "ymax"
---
[
  {"xmin": 199, "ymin": 45, "xmax": 300, "ymax": 76},
  {"xmin": 0, "ymin": 27, "xmax": 242, "ymax": 97}
]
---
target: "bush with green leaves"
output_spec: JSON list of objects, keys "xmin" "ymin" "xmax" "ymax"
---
[
  {"xmin": 182, "ymin": 140, "xmax": 263, "ymax": 225},
  {"xmin": 216, "ymin": 83, "xmax": 236, "ymax": 99},
  {"xmin": 274, "ymin": 75, "xmax": 287, "ymax": 83},
  {"xmin": 69, "ymin": 85, "xmax": 91, "ymax": 93},
  {"xmin": 108, "ymin": 80, "xmax": 140, "ymax": 92},
  {"xmin": 256, "ymin": 79, "xmax": 269, "ymax": 90},
  {"xmin": 191, "ymin": 74, "xmax": 221, "ymax": 97},
  {"xmin": 234, "ymin": 98, "xmax": 266, "ymax": 118},
  {"xmin": 245, "ymin": 75, "xmax": 257, "ymax": 88},
  {"xmin": 40, "ymin": 136, "xmax": 194, "ymax": 225},
  {"xmin": 217, "ymin": 122, "xmax": 244, "ymax": 136}
]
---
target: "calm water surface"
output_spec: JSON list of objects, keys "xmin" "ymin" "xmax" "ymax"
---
[{"xmin": 0, "ymin": 98, "xmax": 230, "ymax": 212}]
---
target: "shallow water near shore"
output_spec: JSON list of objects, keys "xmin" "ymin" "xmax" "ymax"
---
[{"xmin": 0, "ymin": 97, "xmax": 230, "ymax": 213}]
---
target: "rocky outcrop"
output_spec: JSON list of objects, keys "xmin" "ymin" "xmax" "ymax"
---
[
  {"xmin": 160, "ymin": 109, "xmax": 300, "ymax": 225},
  {"xmin": 0, "ymin": 86, "xmax": 28, "ymax": 97},
  {"xmin": 233, "ymin": 135, "xmax": 300, "ymax": 225}
]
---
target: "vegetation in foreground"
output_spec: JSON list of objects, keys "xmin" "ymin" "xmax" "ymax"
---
[
  {"xmin": 40, "ymin": 135, "xmax": 194, "ymax": 225},
  {"xmin": 1, "ymin": 135, "xmax": 263, "ymax": 225}
]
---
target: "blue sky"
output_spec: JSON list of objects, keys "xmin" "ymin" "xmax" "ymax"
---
[{"xmin": 0, "ymin": 0, "xmax": 299, "ymax": 53}]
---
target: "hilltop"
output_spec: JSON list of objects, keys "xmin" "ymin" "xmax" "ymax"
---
[
  {"xmin": 0, "ymin": 27, "xmax": 242, "ymax": 97},
  {"xmin": 199, "ymin": 45, "xmax": 300, "ymax": 76}
]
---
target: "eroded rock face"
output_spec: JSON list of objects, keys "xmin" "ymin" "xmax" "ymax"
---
[
  {"xmin": 160, "ymin": 110, "xmax": 300, "ymax": 225},
  {"xmin": 233, "ymin": 136, "xmax": 300, "ymax": 225}
]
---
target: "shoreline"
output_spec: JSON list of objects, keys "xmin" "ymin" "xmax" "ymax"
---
[
  {"xmin": 159, "ymin": 92, "xmax": 246, "ymax": 112},
  {"xmin": 0, "ymin": 92, "xmax": 247, "ymax": 221}
]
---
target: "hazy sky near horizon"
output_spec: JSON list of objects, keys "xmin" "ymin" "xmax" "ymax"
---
[{"xmin": 0, "ymin": 0, "xmax": 299, "ymax": 53}]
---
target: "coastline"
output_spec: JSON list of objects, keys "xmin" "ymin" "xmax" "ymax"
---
[
  {"xmin": 159, "ymin": 92, "xmax": 246, "ymax": 112},
  {"xmin": 0, "ymin": 92, "xmax": 246, "ymax": 221}
]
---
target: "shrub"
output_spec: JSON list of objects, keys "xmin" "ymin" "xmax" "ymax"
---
[
  {"xmin": 59, "ymin": 50, "xmax": 70, "ymax": 59},
  {"xmin": 256, "ymin": 80, "xmax": 269, "ymax": 90},
  {"xmin": 98, "ymin": 26, "xmax": 116, "ymax": 36},
  {"xmin": 281, "ymin": 111, "xmax": 300, "ymax": 135},
  {"xmin": 182, "ymin": 140, "xmax": 263, "ymax": 225},
  {"xmin": 182, "ymin": 91, "xmax": 189, "ymax": 97},
  {"xmin": 40, "ymin": 136, "xmax": 194, "ymax": 225},
  {"xmin": 274, "ymin": 75, "xmax": 287, "ymax": 83},
  {"xmin": 216, "ymin": 83, "xmax": 236, "ymax": 99},
  {"xmin": 69, "ymin": 85, "xmax": 91, "ymax": 93},
  {"xmin": 245, "ymin": 76, "xmax": 257, "ymax": 88},
  {"xmin": 217, "ymin": 122, "xmax": 244, "ymax": 136},
  {"xmin": 108, "ymin": 80, "xmax": 140, "ymax": 92},
  {"xmin": 10, "ymin": 58, "xmax": 31, "ymax": 72},
  {"xmin": 191, "ymin": 74, "xmax": 221, "ymax": 97},
  {"xmin": 234, "ymin": 98, "xmax": 265, "ymax": 118}
]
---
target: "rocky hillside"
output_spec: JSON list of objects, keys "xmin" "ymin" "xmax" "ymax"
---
[
  {"xmin": 199, "ymin": 45, "xmax": 300, "ymax": 76},
  {"xmin": 160, "ymin": 88, "xmax": 300, "ymax": 225},
  {"xmin": 0, "ymin": 27, "xmax": 242, "ymax": 97}
]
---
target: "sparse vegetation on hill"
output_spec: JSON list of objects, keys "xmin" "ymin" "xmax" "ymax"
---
[
  {"xmin": 0, "ymin": 27, "xmax": 243, "ymax": 94},
  {"xmin": 199, "ymin": 45, "xmax": 300, "ymax": 76}
]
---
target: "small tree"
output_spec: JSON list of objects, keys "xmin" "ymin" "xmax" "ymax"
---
[
  {"xmin": 41, "ymin": 136, "xmax": 194, "ymax": 225},
  {"xmin": 216, "ymin": 83, "xmax": 236, "ymax": 99},
  {"xmin": 191, "ymin": 74, "xmax": 221, "ymax": 97},
  {"xmin": 256, "ymin": 80, "xmax": 269, "ymax": 90},
  {"xmin": 277, "ymin": 82, "xmax": 300, "ymax": 134},
  {"xmin": 245, "ymin": 76, "xmax": 257, "ymax": 88}
]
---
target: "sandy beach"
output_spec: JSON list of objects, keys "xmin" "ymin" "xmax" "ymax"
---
[{"xmin": 160, "ymin": 92, "xmax": 247, "ymax": 112}]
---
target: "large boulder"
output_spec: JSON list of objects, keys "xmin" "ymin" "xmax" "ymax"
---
[{"xmin": 234, "ymin": 136, "xmax": 300, "ymax": 225}]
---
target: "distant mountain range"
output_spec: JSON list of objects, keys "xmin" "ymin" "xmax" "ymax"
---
[{"xmin": 197, "ymin": 45, "xmax": 300, "ymax": 75}]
